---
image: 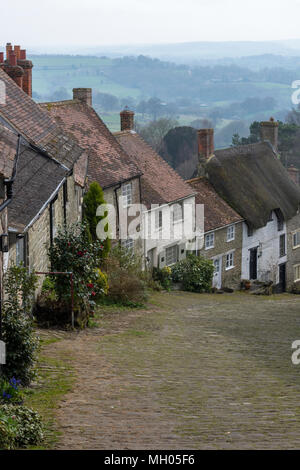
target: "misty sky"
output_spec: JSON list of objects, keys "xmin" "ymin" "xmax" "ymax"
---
[{"xmin": 1, "ymin": 0, "xmax": 300, "ymax": 48}]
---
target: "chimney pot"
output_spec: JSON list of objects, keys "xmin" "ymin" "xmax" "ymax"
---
[
  {"xmin": 73, "ymin": 88, "xmax": 92, "ymax": 106},
  {"xmin": 9, "ymin": 51, "xmax": 17, "ymax": 66},
  {"xmin": 120, "ymin": 107, "xmax": 135, "ymax": 131},
  {"xmin": 14, "ymin": 45, "xmax": 21, "ymax": 60},
  {"xmin": 260, "ymin": 117, "xmax": 279, "ymax": 152},
  {"xmin": 20, "ymin": 49, "xmax": 26, "ymax": 60}
]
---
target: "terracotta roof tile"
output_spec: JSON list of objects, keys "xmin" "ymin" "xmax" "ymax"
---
[
  {"xmin": 40, "ymin": 101, "xmax": 141, "ymax": 189},
  {"xmin": 114, "ymin": 130, "xmax": 195, "ymax": 207},
  {"xmin": 187, "ymin": 177, "xmax": 243, "ymax": 232},
  {"xmin": 0, "ymin": 69, "xmax": 87, "ymax": 170}
]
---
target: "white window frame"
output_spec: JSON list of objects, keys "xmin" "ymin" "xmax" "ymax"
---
[
  {"xmin": 205, "ymin": 232, "xmax": 214, "ymax": 250},
  {"xmin": 294, "ymin": 264, "xmax": 300, "ymax": 282},
  {"xmin": 173, "ymin": 202, "xmax": 184, "ymax": 224},
  {"xmin": 122, "ymin": 182, "xmax": 132, "ymax": 208},
  {"xmin": 227, "ymin": 225, "xmax": 235, "ymax": 242},
  {"xmin": 166, "ymin": 245, "xmax": 178, "ymax": 266},
  {"xmin": 155, "ymin": 209, "xmax": 163, "ymax": 231},
  {"xmin": 293, "ymin": 230, "xmax": 300, "ymax": 249},
  {"xmin": 16, "ymin": 236, "xmax": 25, "ymax": 266},
  {"xmin": 225, "ymin": 251, "xmax": 234, "ymax": 270}
]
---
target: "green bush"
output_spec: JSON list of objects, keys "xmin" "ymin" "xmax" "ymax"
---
[
  {"xmin": 47, "ymin": 223, "xmax": 106, "ymax": 325},
  {"xmin": 0, "ymin": 405, "xmax": 43, "ymax": 448},
  {"xmin": 152, "ymin": 266, "xmax": 172, "ymax": 290},
  {"xmin": 171, "ymin": 254, "xmax": 214, "ymax": 292},
  {"xmin": 103, "ymin": 245, "xmax": 148, "ymax": 306},
  {"xmin": 2, "ymin": 265, "xmax": 39, "ymax": 386},
  {"xmin": 83, "ymin": 181, "xmax": 111, "ymax": 257}
]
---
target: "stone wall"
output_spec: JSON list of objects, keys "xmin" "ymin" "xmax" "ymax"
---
[{"xmin": 200, "ymin": 222, "xmax": 243, "ymax": 290}]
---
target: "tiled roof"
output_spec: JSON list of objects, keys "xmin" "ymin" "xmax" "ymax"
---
[
  {"xmin": 8, "ymin": 139, "xmax": 68, "ymax": 232},
  {"xmin": 114, "ymin": 130, "xmax": 195, "ymax": 207},
  {"xmin": 40, "ymin": 101, "xmax": 142, "ymax": 189},
  {"xmin": 187, "ymin": 177, "xmax": 243, "ymax": 232},
  {"xmin": 0, "ymin": 69, "xmax": 87, "ymax": 170},
  {"xmin": 0, "ymin": 124, "xmax": 18, "ymax": 179}
]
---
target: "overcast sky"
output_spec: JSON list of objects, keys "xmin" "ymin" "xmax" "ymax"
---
[{"xmin": 1, "ymin": 0, "xmax": 300, "ymax": 48}]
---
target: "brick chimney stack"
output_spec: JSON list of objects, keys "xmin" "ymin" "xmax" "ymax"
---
[
  {"xmin": 120, "ymin": 107, "xmax": 134, "ymax": 131},
  {"xmin": 1, "ymin": 43, "xmax": 33, "ymax": 97},
  {"xmin": 260, "ymin": 117, "xmax": 278, "ymax": 153},
  {"xmin": 197, "ymin": 128, "xmax": 214, "ymax": 177},
  {"xmin": 287, "ymin": 165, "xmax": 299, "ymax": 186},
  {"xmin": 73, "ymin": 88, "xmax": 92, "ymax": 106}
]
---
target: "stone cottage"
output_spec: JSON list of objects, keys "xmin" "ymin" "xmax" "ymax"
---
[
  {"xmin": 41, "ymin": 90, "xmax": 143, "ymax": 253},
  {"xmin": 198, "ymin": 121, "xmax": 300, "ymax": 292},
  {"xmin": 187, "ymin": 176, "xmax": 243, "ymax": 290},
  {"xmin": 0, "ymin": 44, "xmax": 88, "ymax": 286}
]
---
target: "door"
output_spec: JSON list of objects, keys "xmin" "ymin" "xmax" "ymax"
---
[
  {"xmin": 278, "ymin": 263, "xmax": 286, "ymax": 292},
  {"xmin": 212, "ymin": 256, "xmax": 222, "ymax": 289},
  {"xmin": 249, "ymin": 247, "xmax": 258, "ymax": 280}
]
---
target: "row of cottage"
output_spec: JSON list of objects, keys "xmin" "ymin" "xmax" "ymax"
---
[{"xmin": 0, "ymin": 42, "xmax": 300, "ymax": 295}]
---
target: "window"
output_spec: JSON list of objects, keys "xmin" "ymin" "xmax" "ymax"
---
[
  {"xmin": 205, "ymin": 232, "xmax": 214, "ymax": 249},
  {"xmin": 227, "ymin": 225, "xmax": 235, "ymax": 241},
  {"xmin": 275, "ymin": 209, "xmax": 284, "ymax": 231},
  {"xmin": 173, "ymin": 202, "xmax": 183, "ymax": 223},
  {"xmin": 293, "ymin": 231, "xmax": 300, "ymax": 248},
  {"xmin": 166, "ymin": 245, "xmax": 178, "ymax": 266},
  {"xmin": 16, "ymin": 236, "xmax": 25, "ymax": 266},
  {"xmin": 122, "ymin": 183, "xmax": 132, "ymax": 208},
  {"xmin": 294, "ymin": 264, "xmax": 300, "ymax": 282},
  {"xmin": 121, "ymin": 238, "xmax": 134, "ymax": 251},
  {"xmin": 225, "ymin": 252, "xmax": 234, "ymax": 270},
  {"xmin": 247, "ymin": 225, "xmax": 254, "ymax": 237},
  {"xmin": 155, "ymin": 210, "xmax": 163, "ymax": 230},
  {"xmin": 213, "ymin": 258, "xmax": 220, "ymax": 273},
  {"xmin": 279, "ymin": 234, "xmax": 286, "ymax": 257}
]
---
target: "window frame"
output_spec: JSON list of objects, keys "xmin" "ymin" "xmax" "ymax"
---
[
  {"xmin": 122, "ymin": 182, "xmax": 133, "ymax": 208},
  {"xmin": 205, "ymin": 232, "xmax": 215, "ymax": 250},
  {"xmin": 165, "ymin": 245, "xmax": 178, "ymax": 266},
  {"xmin": 279, "ymin": 233, "xmax": 286, "ymax": 257},
  {"xmin": 293, "ymin": 230, "xmax": 300, "ymax": 249},
  {"xmin": 227, "ymin": 224, "xmax": 235, "ymax": 242},
  {"xmin": 294, "ymin": 264, "xmax": 300, "ymax": 282},
  {"xmin": 225, "ymin": 251, "xmax": 234, "ymax": 270}
]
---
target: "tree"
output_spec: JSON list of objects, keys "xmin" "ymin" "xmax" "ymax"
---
[
  {"xmin": 139, "ymin": 118, "xmax": 178, "ymax": 152},
  {"xmin": 83, "ymin": 182, "xmax": 110, "ymax": 257}
]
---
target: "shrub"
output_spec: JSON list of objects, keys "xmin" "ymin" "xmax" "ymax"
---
[
  {"xmin": 46, "ymin": 223, "xmax": 106, "ymax": 325},
  {"xmin": 83, "ymin": 181, "xmax": 111, "ymax": 257},
  {"xmin": 152, "ymin": 266, "xmax": 172, "ymax": 290},
  {"xmin": 2, "ymin": 265, "xmax": 39, "ymax": 386},
  {"xmin": 171, "ymin": 254, "xmax": 214, "ymax": 292},
  {"xmin": 0, "ymin": 411, "xmax": 17, "ymax": 449},
  {"xmin": 0, "ymin": 405, "xmax": 43, "ymax": 448},
  {"xmin": 102, "ymin": 245, "xmax": 148, "ymax": 306}
]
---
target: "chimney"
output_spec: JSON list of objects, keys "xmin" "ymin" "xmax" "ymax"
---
[
  {"xmin": 1, "ymin": 43, "xmax": 33, "ymax": 96},
  {"xmin": 73, "ymin": 88, "xmax": 92, "ymax": 106},
  {"xmin": 0, "ymin": 52, "xmax": 4, "ymax": 64},
  {"xmin": 287, "ymin": 165, "xmax": 299, "ymax": 186},
  {"xmin": 260, "ymin": 117, "xmax": 278, "ymax": 152},
  {"xmin": 120, "ymin": 107, "xmax": 134, "ymax": 131},
  {"xmin": 197, "ymin": 128, "xmax": 214, "ymax": 177}
]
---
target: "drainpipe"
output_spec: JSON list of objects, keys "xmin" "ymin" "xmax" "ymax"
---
[{"xmin": 114, "ymin": 183, "xmax": 121, "ymax": 244}]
